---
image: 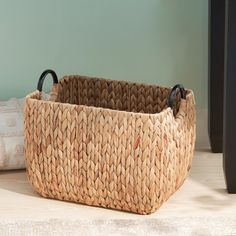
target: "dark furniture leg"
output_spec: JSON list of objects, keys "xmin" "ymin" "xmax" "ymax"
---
[
  {"xmin": 223, "ymin": 0, "xmax": 236, "ymax": 193},
  {"xmin": 208, "ymin": 0, "xmax": 225, "ymax": 153}
]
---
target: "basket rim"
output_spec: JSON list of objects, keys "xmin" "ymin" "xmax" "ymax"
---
[
  {"xmin": 26, "ymin": 90, "xmax": 193, "ymax": 123},
  {"xmin": 26, "ymin": 74, "xmax": 195, "ymax": 119}
]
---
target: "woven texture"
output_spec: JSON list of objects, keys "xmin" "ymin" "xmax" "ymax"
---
[{"xmin": 24, "ymin": 75, "xmax": 196, "ymax": 214}]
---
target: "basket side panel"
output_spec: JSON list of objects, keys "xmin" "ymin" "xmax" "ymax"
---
[
  {"xmin": 155, "ymin": 92, "xmax": 196, "ymax": 204},
  {"xmin": 24, "ymin": 97, "xmax": 163, "ymax": 214}
]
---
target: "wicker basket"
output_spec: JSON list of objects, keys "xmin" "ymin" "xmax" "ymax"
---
[{"xmin": 24, "ymin": 69, "xmax": 196, "ymax": 214}]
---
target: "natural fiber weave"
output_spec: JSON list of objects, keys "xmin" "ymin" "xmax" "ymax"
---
[{"xmin": 24, "ymin": 75, "xmax": 196, "ymax": 214}]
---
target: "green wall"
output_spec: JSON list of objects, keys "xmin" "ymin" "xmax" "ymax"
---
[{"xmin": 0, "ymin": 0, "xmax": 208, "ymax": 108}]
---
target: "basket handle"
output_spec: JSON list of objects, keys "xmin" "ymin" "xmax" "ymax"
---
[
  {"xmin": 167, "ymin": 84, "xmax": 186, "ymax": 109},
  {"xmin": 37, "ymin": 69, "xmax": 58, "ymax": 92}
]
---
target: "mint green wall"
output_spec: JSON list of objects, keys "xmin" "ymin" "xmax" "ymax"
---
[{"xmin": 0, "ymin": 0, "xmax": 208, "ymax": 108}]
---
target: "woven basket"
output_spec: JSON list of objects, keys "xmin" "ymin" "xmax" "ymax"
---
[{"xmin": 24, "ymin": 69, "xmax": 196, "ymax": 214}]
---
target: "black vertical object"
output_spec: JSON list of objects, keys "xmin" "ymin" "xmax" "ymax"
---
[
  {"xmin": 223, "ymin": 0, "xmax": 236, "ymax": 193},
  {"xmin": 208, "ymin": 0, "xmax": 225, "ymax": 153}
]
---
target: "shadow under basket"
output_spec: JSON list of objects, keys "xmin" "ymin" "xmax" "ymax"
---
[{"xmin": 24, "ymin": 70, "xmax": 196, "ymax": 214}]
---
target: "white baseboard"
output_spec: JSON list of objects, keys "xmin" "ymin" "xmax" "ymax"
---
[{"xmin": 195, "ymin": 108, "xmax": 210, "ymax": 150}]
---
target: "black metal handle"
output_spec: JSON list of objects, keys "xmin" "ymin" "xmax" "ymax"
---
[
  {"xmin": 167, "ymin": 84, "xmax": 186, "ymax": 109},
  {"xmin": 37, "ymin": 69, "xmax": 58, "ymax": 92}
]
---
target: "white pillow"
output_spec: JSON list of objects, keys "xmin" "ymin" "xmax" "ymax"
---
[{"xmin": 0, "ymin": 98, "xmax": 25, "ymax": 170}]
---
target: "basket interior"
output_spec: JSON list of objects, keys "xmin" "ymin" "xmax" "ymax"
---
[{"xmin": 54, "ymin": 76, "xmax": 182, "ymax": 114}]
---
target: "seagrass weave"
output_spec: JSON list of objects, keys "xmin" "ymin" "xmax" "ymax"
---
[{"xmin": 24, "ymin": 70, "xmax": 196, "ymax": 214}]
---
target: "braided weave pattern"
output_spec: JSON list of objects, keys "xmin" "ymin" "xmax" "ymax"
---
[{"xmin": 24, "ymin": 76, "xmax": 196, "ymax": 214}]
